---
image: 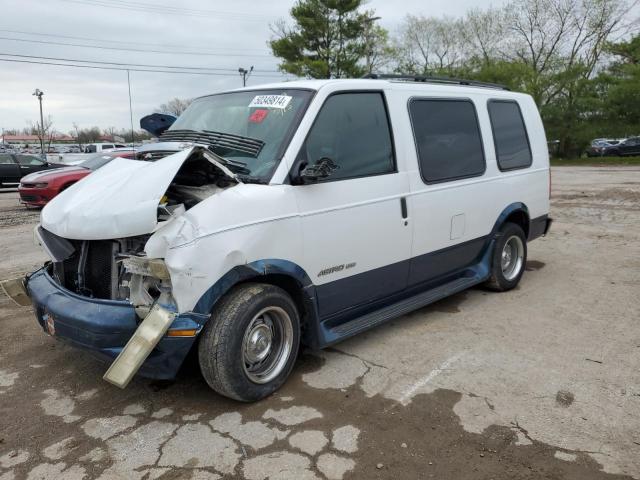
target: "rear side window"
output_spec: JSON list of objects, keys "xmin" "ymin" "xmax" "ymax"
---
[
  {"xmin": 409, "ymin": 99, "xmax": 485, "ymax": 184},
  {"xmin": 488, "ymin": 100, "xmax": 532, "ymax": 170},
  {"xmin": 303, "ymin": 92, "xmax": 395, "ymax": 181}
]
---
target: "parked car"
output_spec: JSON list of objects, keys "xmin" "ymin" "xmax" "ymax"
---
[
  {"xmin": 84, "ymin": 142, "xmax": 127, "ymax": 153},
  {"xmin": 5, "ymin": 76, "xmax": 551, "ymax": 402},
  {"xmin": 18, "ymin": 150, "xmax": 136, "ymax": 207},
  {"xmin": 0, "ymin": 152, "xmax": 65, "ymax": 187},
  {"xmin": 585, "ymin": 138, "xmax": 621, "ymax": 157},
  {"xmin": 601, "ymin": 136, "xmax": 640, "ymax": 156}
]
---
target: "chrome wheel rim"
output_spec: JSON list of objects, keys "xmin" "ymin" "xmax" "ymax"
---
[
  {"xmin": 501, "ymin": 235, "xmax": 524, "ymax": 281},
  {"xmin": 242, "ymin": 306, "xmax": 293, "ymax": 384}
]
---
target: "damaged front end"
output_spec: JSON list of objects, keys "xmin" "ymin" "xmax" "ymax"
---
[{"xmin": 19, "ymin": 146, "xmax": 241, "ymax": 387}]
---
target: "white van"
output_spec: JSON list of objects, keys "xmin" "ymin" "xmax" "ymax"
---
[
  {"xmin": 10, "ymin": 76, "xmax": 551, "ymax": 402},
  {"xmin": 84, "ymin": 142, "xmax": 127, "ymax": 153}
]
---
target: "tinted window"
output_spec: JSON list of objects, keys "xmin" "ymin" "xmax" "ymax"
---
[
  {"xmin": 0, "ymin": 154, "xmax": 14, "ymax": 164},
  {"xmin": 16, "ymin": 155, "xmax": 44, "ymax": 166},
  {"xmin": 409, "ymin": 99, "xmax": 485, "ymax": 183},
  {"xmin": 488, "ymin": 100, "xmax": 532, "ymax": 170},
  {"xmin": 304, "ymin": 92, "xmax": 394, "ymax": 181},
  {"xmin": 80, "ymin": 153, "xmax": 118, "ymax": 170},
  {"xmin": 85, "ymin": 145, "xmax": 97, "ymax": 153}
]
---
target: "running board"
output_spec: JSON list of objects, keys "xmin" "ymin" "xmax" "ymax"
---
[{"xmin": 330, "ymin": 276, "xmax": 480, "ymax": 339}]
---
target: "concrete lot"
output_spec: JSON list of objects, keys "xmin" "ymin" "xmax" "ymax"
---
[{"xmin": 0, "ymin": 166, "xmax": 639, "ymax": 480}]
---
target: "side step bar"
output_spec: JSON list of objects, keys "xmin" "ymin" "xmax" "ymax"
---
[{"xmin": 331, "ymin": 276, "xmax": 480, "ymax": 340}]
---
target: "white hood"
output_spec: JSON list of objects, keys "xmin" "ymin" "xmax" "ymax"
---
[{"xmin": 41, "ymin": 148, "xmax": 196, "ymax": 240}]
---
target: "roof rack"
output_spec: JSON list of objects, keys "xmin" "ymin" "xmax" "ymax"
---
[{"xmin": 362, "ymin": 73, "xmax": 509, "ymax": 91}]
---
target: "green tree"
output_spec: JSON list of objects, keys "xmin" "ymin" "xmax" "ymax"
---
[
  {"xmin": 599, "ymin": 35, "xmax": 640, "ymax": 135},
  {"xmin": 269, "ymin": 0, "xmax": 384, "ymax": 78}
]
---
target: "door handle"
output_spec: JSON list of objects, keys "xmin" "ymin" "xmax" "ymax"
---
[{"xmin": 400, "ymin": 197, "xmax": 408, "ymax": 219}]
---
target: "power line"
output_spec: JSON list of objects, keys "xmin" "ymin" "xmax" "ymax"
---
[
  {"xmin": 0, "ymin": 57, "xmax": 287, "ymax": 77},
  {"xmin": 0, "ymin": 36, "xmax": 272, "ymax": 57},
  {"xmin": 0, "ymin": 29, "xmax": 269, "ymax": 53},
  {"xmin": 59, "ymin": 0, "xmax": 275, "ymax": 21},
  {"xmin": 0, "ymin": 52, "xmax": 280, "ymax": 73}
]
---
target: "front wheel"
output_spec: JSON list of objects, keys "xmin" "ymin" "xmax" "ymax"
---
[
  {"xmin": 198, "ymin": 283, "xmax": 300, "ymax": 402},
  {"xmin": 485, "ymin": 222, "xmax": 527, "ymax": 291}
]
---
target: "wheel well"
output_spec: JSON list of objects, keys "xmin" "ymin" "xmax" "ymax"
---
[{"xmin": 504, "ymin": 210, "xmax": 529, "ymax": 238}]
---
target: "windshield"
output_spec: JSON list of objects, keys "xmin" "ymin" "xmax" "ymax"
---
[
  {"xmin": 168, "ymin": 89, "xmax": 313, "ymax": 181},
  {"xmin": 79, "ymin": 153, "xmax": 119, "ymax": 170}
]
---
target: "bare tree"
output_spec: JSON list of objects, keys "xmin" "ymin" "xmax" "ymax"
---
[
  {"xmin": 394, "ymin": 15, "xmax": 465, "ymax": 74},
  {"xmin": 28, "ymin": 115, "xmax": 54, "ymax": 152},
  {"xmin": 156, "ymin": 98, "xmax": 193, "ymax": 116},
  {"xmin": 460, "ymin": 7, "xmax": 507, "ymax": 65},
  {"xmin": 504, "ymin": 0, "xmax": 632, "ymax": 105}
]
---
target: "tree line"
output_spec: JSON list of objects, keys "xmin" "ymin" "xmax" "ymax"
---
[{"xmin": 270, "ymin": 0, "xmax": 640, "ymax": 158}]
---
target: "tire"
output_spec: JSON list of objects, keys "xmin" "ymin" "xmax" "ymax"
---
[
  {"xmin": 198, "ymin": 283, "xmax": 301, "ymax": 402},
  {"xmin": 484, "ymin": 222, "xmax": 527, "ymax": 292}
]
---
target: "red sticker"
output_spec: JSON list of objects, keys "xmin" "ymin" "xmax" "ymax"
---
[{"xmin": 249, "ymin": 109, "xmax": 269, "ymax": 123}]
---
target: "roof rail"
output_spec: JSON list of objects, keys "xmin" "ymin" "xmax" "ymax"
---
[{"xmin": 362, "ymin": 73, "xmax": 509, "ymax": 91}]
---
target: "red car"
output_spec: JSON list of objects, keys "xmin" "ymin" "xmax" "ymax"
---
[{"xmin": 19, "ymin": 151, "xmax": 136, "ymax": 207}]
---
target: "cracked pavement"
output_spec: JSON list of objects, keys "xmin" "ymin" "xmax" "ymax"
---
[{"xmin": 1, "ymin": 166, "xmax": 639, "ymax": 479}]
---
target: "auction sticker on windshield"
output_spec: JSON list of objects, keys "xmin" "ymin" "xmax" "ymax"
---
[{"xmin": 249, "ymin": 95, "xmax": 292, "ymax": 109}]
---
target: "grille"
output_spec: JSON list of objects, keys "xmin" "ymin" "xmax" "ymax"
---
[
  {"xmin": 56, "ymin": 240, "xmax": 120, "ymax": 299},
  {"xmin": 20, "ymin": 195, "xmax": 39, "ymax": 202}
]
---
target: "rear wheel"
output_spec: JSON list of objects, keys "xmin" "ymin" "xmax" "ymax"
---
[
  {"xmin": 198, "ymin": 283, "xmax": 300, "ymax": 402},
  {"xmin": 485, "ymin": 222, "xmax": 527, "ymax": 291}
]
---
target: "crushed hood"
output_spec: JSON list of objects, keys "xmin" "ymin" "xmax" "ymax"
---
[{"xmin": 41, "ymin": 147, "xmax": 231, "ymax": 240}]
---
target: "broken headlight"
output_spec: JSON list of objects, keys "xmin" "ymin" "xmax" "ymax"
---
[{"xmin": 120, "ymin": 256, "xmax": 171, "ymax": 280}]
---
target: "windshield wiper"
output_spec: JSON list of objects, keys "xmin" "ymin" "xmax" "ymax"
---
[{"xmin": 160, "ymin": 129, "xmax": 265, "ymax": 158}]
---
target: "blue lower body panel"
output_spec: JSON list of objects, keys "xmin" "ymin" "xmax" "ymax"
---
[{"xmin": 26, "ymin": 268, "xmax": 205, "ymax": 380}]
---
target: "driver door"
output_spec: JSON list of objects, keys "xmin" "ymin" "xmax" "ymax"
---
[
  {"xmin": 16, "ymin": 154, "xmax": 48, "ymax": 177},
  {"xmin": 292, "ymin": 92, "xmax": 412, "ymax": 319}
]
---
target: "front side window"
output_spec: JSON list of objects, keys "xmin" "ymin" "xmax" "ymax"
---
[
  {"xmin": 169, "ymin": 89, "xmax": 313, "ymax": 181},
  {"xmin": 16, "ymin": 155, "xmax": 44, "ymax": 166},
  {"xmin": 0, "ymin": 154, "xmax": 14, "ymax": 164},
  {"xmin": 409, "ymin": 99, "xmax": 485, "ymax": 184},
  {"xmin": 302, "ymin": 92, "xmax": 395, "ymax": 182},
  {"xmin": 488, "ymin": 100, "xmax": 532, "ymax": 170}
]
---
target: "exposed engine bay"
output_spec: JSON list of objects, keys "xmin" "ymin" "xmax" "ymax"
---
[
  {"xmin": 158, "ymin": 148, "xmax": 239, "ymax": 219},
  {"xmin": 37, "ymin": 147, "xmax": 240, "ymax": 317}
]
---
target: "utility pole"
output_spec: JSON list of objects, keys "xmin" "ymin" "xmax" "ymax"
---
[
  {"xmin": 239, "ymin": 66, "xmax": 253, "ymax": 87},
  {"xmin": 32, "ymin": 88, "xmax": 45, "ymax": 154}
]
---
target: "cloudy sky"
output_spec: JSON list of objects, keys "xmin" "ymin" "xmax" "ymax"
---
[{"xmin": 0, "ymin": 0, "xmax": 541, "ymax": 133}]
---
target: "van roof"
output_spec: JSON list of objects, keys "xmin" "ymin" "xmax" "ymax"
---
[{"xmin": 212, "ymin": 78, "xmax": 529, "ymax": 100}]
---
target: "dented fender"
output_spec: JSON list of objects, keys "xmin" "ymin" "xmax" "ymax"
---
[{"xmin": 144, "ymin": 184, "xmax": 305, "ymax": 313}]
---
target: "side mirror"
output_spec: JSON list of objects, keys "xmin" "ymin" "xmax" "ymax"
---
[{"xmin": 294, "ymin": 157, "xmax": 339, "ymax": 184}]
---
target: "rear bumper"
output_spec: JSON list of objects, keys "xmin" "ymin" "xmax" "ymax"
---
[{"xmin": 25, "ymin": 267, "xmax": 207, "ymax": 380}]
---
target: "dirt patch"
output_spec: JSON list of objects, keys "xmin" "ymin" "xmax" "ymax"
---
[{"xmin": 0, "ymin": 202, "xmax": 40, "ymax": 228}]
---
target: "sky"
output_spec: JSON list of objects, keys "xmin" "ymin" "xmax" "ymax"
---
[{"xmin": 0, "ymin": 0, "xmax": 583, "ymax": 133}]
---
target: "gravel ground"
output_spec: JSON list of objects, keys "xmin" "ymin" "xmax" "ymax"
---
[{"xmin": 0, "ymin": 166, "xmax": 638, "ymax": 480}]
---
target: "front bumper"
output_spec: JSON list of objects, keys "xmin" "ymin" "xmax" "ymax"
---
[
  {"xmin": 18, "ymin": 187, "xmax": 54, "ymax": 206},
  {"xmin": 25, "ymin": 267, "xmax": 207, "ymax": 380}
]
